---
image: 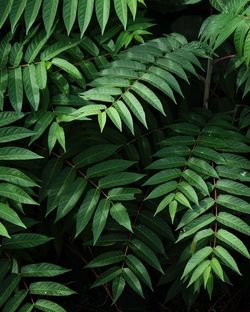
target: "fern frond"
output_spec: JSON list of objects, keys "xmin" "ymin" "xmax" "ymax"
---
[
  {"xmin": 73, "ymin": 33, "xmax": 206, "ymax": 133},
  {"xmin": 201, "ymin": 0, "xmax": 250, "ymax": 64},
  {"xmin": 0, "ymin": 0, "xmax": 143, "ymax": 35},
  {"xmin": 145, "ymin": 110, "xmax": 250, "ymax": 297}
]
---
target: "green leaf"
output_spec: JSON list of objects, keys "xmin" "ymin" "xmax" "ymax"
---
[
  {"xmin": 48, "ymin": 122, "xmax": 66, "ymax": 153},
  {"xmin": 92, "ymin": 199, "xmax": 110, "ymax": 244},
  {"xmin": 178, "ymin": 181, "xmax": 199, "ymax": 205},
  {"xmin": 146, "ymin": 157, "xmax": 186, "ymax": 170},
  {"xmin": 168, "ymin": 123, "xmax": 200, "ymax": 136},
  {"xmin": 0, "ymin": 203, "xmax": 26, "ymax": 228},
  {"xmin": 217, "ymin": 212, "xmax": 250, "ymax": 235},
  {"xmin": 112, "ymin": 276, "xmax": 126, "ymax": 303},
  {"xmin": 0, "ymin": 259, "xmax": 11, "ymax": 282},
  {"xmin": 29, "ymin": 282, "xmax": 76, "ymax": 296},
  {"xmin": 177, "ymin": 198, "xmax": 215, "ymax": 230},
  {"xmin": 141, "ymin": 73, "xmax": 176, "ymax": 103},
  {"xmin": 95, "ymin": 0, "xmax": 110, "ymax": 34},
  {"xmin": 41, "ymin": 39, "xmax": 83, "ymax": 61},
  {"xmin": 110, "ymin": 203, "xmax": 133, "ymax": 232},
  {"xmin": 24, "ymin": 31, "xmax": 49, "ymax": 63},
  {"xmin": 216, "ymin": 166, "xmax": 250, "ymax": 182},
  {"xmin": 0, "ymin": 223, "xmax": 10, "ymax": 238},
  {"xmin": 114, "ymin": 0, "xmax": 128, "ymax": 29},
  {"xmin": 0, "ymin": 127, "xmax": 35, "ymax": 143},
  {"xmin": 182, "ymin": 247, "xmax": 213, "ymax": 279},
  {"xmin": 36, "ymin": 61, "xmax": 47, "ymax": 89},
  {"xmin": 0, "ymin": 111, "xmax": 24, "ymax": 127},
  {"xmin": 87, "ymin": 159, "xmax": 135, "ymax": 178},
  {"xmin": 177, "ymin": 214, "xmax": 216, "ymax": 242},
  {"xmin": 8, "ymin": 67, "xmax": 23, "ymax": 112},
  {"xmin": 23, "ymin": 64, "xmax": 40, "ymax": 110},
  {"xmin": 34, "ymin": 299, "xmax": 66, "ymax": 312},
  {"xmin": 115, "ymin": 100, "xmax": 134, "ymax": 134},
  {"xmin": 139, "ymin": 210, "xmax": 175, "ymax": 241},
  {"xmin": 85, "ymin": 251, "xmax": 124, "ymax": 268},
  {"xmin": 123, "ymin": 267, "xmax": 144, "ymax": 298},
  {"xmin": 155, "ymin": 193, "xmax": 175, "ymax": 215},
  {"xmin": 2, "ymin": 233, "xmax": 52, "ymax": 249},
  {"xmin": 127, "ymin": 0, "xmax": 137, "ymax": 20},
  {"xmin": 175, "ymin": 192, "xmax": 192, "ymax": 209},
  {"xmin": 122, "ymin": 91, "xmax": 147, "ymax": 128},
  {"xmin": 187, "ymin": 260, "xmax": 210, "ymax": 287},
  {"xmin": 216, "ymin": 229, "xmax": 250, "ymax": 259},
  {"xmin": 98, "ymin": 111, "xmax": 106, "ymax": 132},
  {"xmin": 0, "ymin": 0, "xmax": 13, "ymax": 28},
  {"xmin": 19, "ymin": 303, "xmax": 33, "ymax": 312},
  {"xmin": 211, "ymin": 258, "xmax": 224, "ymax": 281},
  {"xmin": 78, "ymin": 0, "xmax": 95, "ymax": 37},
  {"xmin": 56, "ymin": 177, "xmax": 87, "ymax": 221},
  {"xmin": 42, "ymin": 0, "xmax": 59, "ymax": 34},
  {"xmin": 0, "ymin": 274, "xmax": 21, "ymax": 308},
  {"xmin": 169, "ymin": 200, "xmax": 178, "ymax": 223},
  {"xmin": 21, "ymin": 263, "xmax": 70, "ymax": 277},
  {"xmin": 192, "ymin": 146, "xmax": 225, "ymax": 164},
  {"xmin": 125, "ymin": 254, "xmax": 153, "ymax": 290},
  {"xmin": 0, "ymin": 147, "xmax": 42, "ymax": 160},
  {"xmin": 214, "ymin": 245, "xmax": 241, "ymax": 275},
  {"xmin": 51, "ymin": 58, "xmax": 82, "ymax": 80},
  {"xmin": 91, "ymin": 266, "xmax": 122, "ymax": 288},
  {"xmin": 146, "ymin": 181, "xmax": 178, "ymax": 200},
  {"xmin": 2, "ymin": 290, "xmax": 27, "ymax": 312},
  {"xmin": 216, "ymin": 179, "xmax": 250, "ymax": 197},
  {"xmin": 134, "ymin": 225, "xmax": 165, "ymax": 255},
  {"xmin": 187, "ymin": 157, "xmax": 219, "ymax": 178},
  {"xmin": 9, "ymin": 42, "xmax": 23, "ymax": 67},
  {"xmin": 99, "ymin": 172, "xmax": 144, "ymax": 189},
  {"xmin": 24, "ymin": 0, "xmax": 42, "ymax": 33},
  {"xmin": 76, "ymin": 189, "xmax": 100, "ymax": 237},
  {"xmin": 182, "ymin": 169, "xmax": 209, "ymax": 195},
  {"xmin": 108, "ymin": 187, "xmax": 141, "ymax": 201},
  {"xmin": 63, "ymin": 0, "xmax": 78, "ymax": 34},
  {"xmin": 130, "ymin": 239, "xmax": 164, "ymax": 273},
  {"xmin": 144, "ymin": 168, "xmax": 182, "ymax": 186},
  {"xmin": 73, "ymin": 144, "xmax": 119, "ymax": 167},
  {"xmin": 106, "ymin": 107, "xmax": 122, "ymax": 131},
  {"xmin": 9, "ymin": 0, "xmax": 26, "ymax": 32},
  {"xmin": 0, "ymin": 182, "xmax": 38, "ymax": 204},
  {"xmin": 216, "ymin": 194, "xmax": 250, "ymax": 214}
]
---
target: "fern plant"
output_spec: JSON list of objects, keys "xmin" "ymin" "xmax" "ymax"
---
[
  {"xmin": 0, "ymin": 0, "xmax": 250, "ymax": 311},
  {"xmin": 146, "ymin": 110, "xmax": 250, "ymax": 301}
]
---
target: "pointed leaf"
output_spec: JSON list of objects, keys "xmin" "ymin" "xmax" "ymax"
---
[
  {"xmin": 63, "ymin": 0, "xmax": 78, "ymax": 35},
  {"xmin": 85, "ymin": 251, "xmax": 124, "ymax": 268},
  {"xmin": 21, "ymin": 263, "xmax": 70, "ymax": 277},
  {"xmin": 123, "ymin": 268, "xmax": 144, "ymax": 298},
  {"xmin": 182, "ymin": 247, "xmax": 213, "ymax": 279},
  {"xmin": 42, "ymin": 0, "xmax": 59, "ymax": 34},
  {"xmin": 23, "ymin": 64, "xmax": 40, "ymax": 110},
  {"xmin": 92, "ymin": 199, "xmax": 110, "ymax": 244},
  {"xmin": 110, "ymin": 203, "xmax": 132, "ymax": 232},
  {"xmin": 76, "ymin": 189, "xmax": 100, "ymax": 237},
  {"xmin": 78, "ymin": 0, "xmax": 95, "ymax": 37},
  {"xmin": 216, "ymin": 229, "xmax": 250, "ymax": 259},
  {"xmin": 34, "ymin": 299, "xmax": 66, "ymax": 312},
  {"xmin": 29, "ymin": 282, "xmax": 76, "ymax": 296},
  {"xmin": 130, "ymin": 239, "xmax": 164, "ymax": 273}
]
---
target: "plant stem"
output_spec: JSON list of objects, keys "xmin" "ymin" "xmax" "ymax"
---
[{"xmin": 203, "ymin": 58, "xmax": 213, "ymax": 109}]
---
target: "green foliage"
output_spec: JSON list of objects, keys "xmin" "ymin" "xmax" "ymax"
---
[{"xmin": 0, "ymin": 0, "xmax": 250, "ymax": 311}]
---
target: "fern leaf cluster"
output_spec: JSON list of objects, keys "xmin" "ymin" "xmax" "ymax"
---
[
  {"xmin": 149, "ymin": 110, "xmax": 250, "ymax": 298},
  {"xmin": 0, "ymin": 0, "xmax": 143, "ymax": 35},
  {"xmin": 0, "ymin": 0, "xmax": 250, "ymax": 310}
]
